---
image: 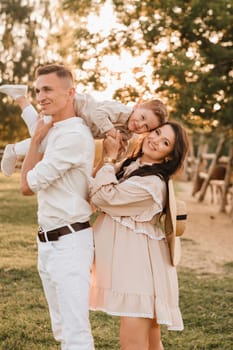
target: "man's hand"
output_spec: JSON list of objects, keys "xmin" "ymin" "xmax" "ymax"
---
[
  {"xmin": 32, "ymin": 116, "xmax": 53, "ymax": 145},
  {"xmin": 20, "ymin": 117, "xmax": 53, "ymax": 195}
]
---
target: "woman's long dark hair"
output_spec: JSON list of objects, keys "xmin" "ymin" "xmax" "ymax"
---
[{"xmin": 116, "ymin": 121, "xmax": 189, "ymax": 182}]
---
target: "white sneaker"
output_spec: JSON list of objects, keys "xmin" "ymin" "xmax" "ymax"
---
[
  {"xmin": 1, "ymin": 144, "xmax": 17, "ymax": 176},
  {"xmin": 0, "ymin": 84, "xmax": 28, "ymax": 99}
]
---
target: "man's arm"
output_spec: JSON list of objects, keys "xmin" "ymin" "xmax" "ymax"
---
[{"xmin": 20, "ymin": 118, "xmax": 52, "ymax": 195}]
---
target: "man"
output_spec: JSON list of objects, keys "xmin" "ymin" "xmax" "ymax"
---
[{"xmin": 20, "ymin": 64, "xmax": 95, "ymax": 349}]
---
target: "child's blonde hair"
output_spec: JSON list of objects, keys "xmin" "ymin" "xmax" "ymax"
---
[{"xmin": 141, "ymin": 99, "xmax": 168, "ymax": 125}]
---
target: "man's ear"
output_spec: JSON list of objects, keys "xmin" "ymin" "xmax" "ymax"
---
[{"xmin": 69, "ymin": 87, "xmax": 76, "ymax": 98}]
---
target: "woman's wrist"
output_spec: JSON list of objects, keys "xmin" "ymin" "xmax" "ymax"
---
[{"xmin": 103, "ymin": 156, "xmax": 117, "ymax": 164}]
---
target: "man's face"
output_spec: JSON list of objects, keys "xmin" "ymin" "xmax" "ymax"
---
[{"xmin": 35, "ymin": 72, "xmax": 73, "ymax": 120}]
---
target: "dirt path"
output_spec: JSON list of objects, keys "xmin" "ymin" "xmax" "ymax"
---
[{"xmin": 176, "ymin": 181, "xmax": 233, "ymax": 274}]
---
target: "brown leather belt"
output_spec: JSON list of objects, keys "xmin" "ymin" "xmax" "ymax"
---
[{"xmin": 38, "ymin": 221, "xmax": 90, "ymax": 242}]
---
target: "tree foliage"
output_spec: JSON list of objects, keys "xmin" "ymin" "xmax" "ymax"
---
[
  {"xmin": 57, "ymin": 0, "xmax": 233, "ymax": 132},
  {"xmin": 0, "ymin": 0, "xmax": 52, "ymax": 144},
  {"xmin": 108, "ymin": 0, "xmax": 233, "ymax": 132},
  {"xmin": 0, "ymin": 0, "xmax": 232, "ymax": 144}
]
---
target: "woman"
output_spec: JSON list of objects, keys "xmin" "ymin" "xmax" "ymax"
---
[{"xmin": 90, "ymin": 122, "xmax": 189, "ymax": 350}]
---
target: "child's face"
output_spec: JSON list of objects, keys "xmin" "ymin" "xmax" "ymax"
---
[{"xmin": 127, "ymin": 107, "xmax": 160, "ymax": 134}]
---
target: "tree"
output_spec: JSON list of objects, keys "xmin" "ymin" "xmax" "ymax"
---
[
  {"xmin": 47, "ymin": 0, "xmax": 114, "ymax": 92},
  {"xmin": 58, "ymin": 0, "xmax": 233, "ymax": 133},
  {"xmin": 1, "ymin": 0, "xmax": 232, "ymax": 143},
  {"xmin": 109, "ymin": 0, "xmax": 233, "ymax": 132},
  {"xmin": 0, "ymin": 0, "xmax": 52, "ymax": 144},
  {"xmin": 0, "ymin": 0, "xmax": 110, "ymax": 144}
]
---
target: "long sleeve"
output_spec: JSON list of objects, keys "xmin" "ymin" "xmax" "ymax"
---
[
  {"xmin": 74, "ymin": 93, "xmax": 132, "ymax": 137},
  {"xmin": 90, "ymin": 165, "xmax": 166, "ymax": 220},
  {"xmin": 27, "ymin": 131, "xmax": 91, "ymax": 192},
  {"xmin": 91, "ymin": 100, "xmax": 132, "ymax": 134}
]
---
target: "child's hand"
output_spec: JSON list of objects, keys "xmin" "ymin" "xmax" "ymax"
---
[{"xmin": 106, "ymin": 127, "xmax": 118, "ymax": 139}]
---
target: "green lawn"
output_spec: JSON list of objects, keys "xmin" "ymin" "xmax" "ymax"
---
[{"xmin": 0, "ymin": 174, "xmax": 232, "ymax": 350}]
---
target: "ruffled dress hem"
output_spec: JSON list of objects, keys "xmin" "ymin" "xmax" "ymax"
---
[{"xmin": 90, "ymin": 287, "xmax": 184, "ymax": 331}]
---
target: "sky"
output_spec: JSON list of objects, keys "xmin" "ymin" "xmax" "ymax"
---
[
  {"xmin": 85, "ymin": 0, "xmax": 156, "ymax": 101},
  {"xmin": 27, "ymin": 0, "xmax": 166, "ymax": 102}
]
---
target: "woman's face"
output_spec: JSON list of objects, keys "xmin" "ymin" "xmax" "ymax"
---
[{"xmin": 141, "ymin": 124, "xmax": 176, "ymax": 163}]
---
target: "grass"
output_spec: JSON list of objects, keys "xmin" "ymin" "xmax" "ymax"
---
[{"xmin": 0, "ymin": 173, "xmax": 233, "ymax": 349}]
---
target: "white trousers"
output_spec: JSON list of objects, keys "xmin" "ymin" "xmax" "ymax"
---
[{"xmin": 37, "ymin": 228, "xmax": 95, "ymax": 350}]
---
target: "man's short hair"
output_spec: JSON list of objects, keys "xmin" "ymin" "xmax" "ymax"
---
[{"xmin": 36, "ymin": 64, "xmax": 74, "ymax": 84}]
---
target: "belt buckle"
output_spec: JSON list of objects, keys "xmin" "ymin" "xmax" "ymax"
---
[{"xmin": 38, "ymin": 227, "xmax": 49, "ymax": 242}]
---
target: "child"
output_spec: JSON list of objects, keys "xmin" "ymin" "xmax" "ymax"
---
[{"xmin": 0, "ymin": 84, "xmax": 168, "ymax": 176}]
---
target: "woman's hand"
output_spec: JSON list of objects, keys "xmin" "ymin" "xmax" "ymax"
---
[
  {"xmin": 103, "ymin": 130, "xmax": 122, "ymax": 160},
  {"xmin": 93, "ymin": 131, "xmax": 122, "ymax": 177},
  {"xmin": 106, "ymin": 127, "xmax": 117, "ymax": 139}
]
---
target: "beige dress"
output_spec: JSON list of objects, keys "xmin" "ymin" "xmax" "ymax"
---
[{"xmin": 90, "ymin": 161, "xmax": 184, "ymax": 331}]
